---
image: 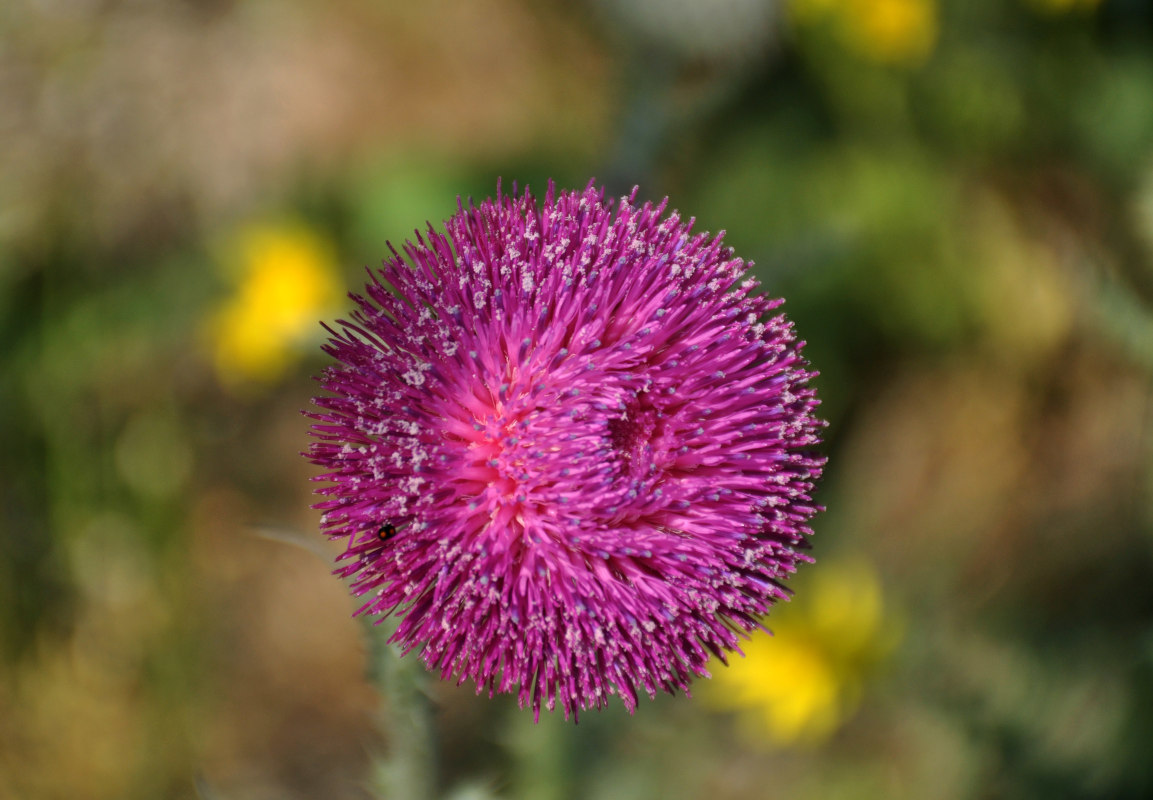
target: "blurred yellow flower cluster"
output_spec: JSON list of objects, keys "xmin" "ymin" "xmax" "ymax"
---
[
  {"xmin": 208, "ymin": 222, "xmax": 342, "ymax": 386},
  {"xmin": 790, "ymin": 0, "xmax": 938, "ymax": 65},
  {"xmin": 703, "ymin": 557, "xmax": 901, "ymax": 748}
]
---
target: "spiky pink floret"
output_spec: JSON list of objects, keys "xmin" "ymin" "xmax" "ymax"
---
[{"xmin": 306, "ymin": 181, "xmax": 824, "ymax": 720}]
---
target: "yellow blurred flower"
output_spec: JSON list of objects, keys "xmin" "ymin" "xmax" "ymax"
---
[
  {"xmin": 702, "ymin": 557, "xmax": 900, "ymax": 748},
  {"xmin": 208, "ymin": 222, "xmax": 342, "ymax": 385},
  {"xmin": 791, "ymin": 0, "xmax": 938, "ymax": 65}
]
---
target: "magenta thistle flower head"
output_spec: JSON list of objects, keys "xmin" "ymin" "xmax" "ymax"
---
[{"xmin": 307, "ymin": 181, "xmax": 824, "ymax": 720}]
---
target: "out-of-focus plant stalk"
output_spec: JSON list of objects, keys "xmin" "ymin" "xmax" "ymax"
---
[
  {"xmin": 363, "ymin": 616, "xmax": 438, "ymax": 800},
  {"xmin": 508, "ymin": 709, "xmax": 570, "ymax": 800}
]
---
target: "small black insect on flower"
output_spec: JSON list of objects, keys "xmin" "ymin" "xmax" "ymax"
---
[{"xmin": 378, "ymin": 523, "xmax": 397, "ymax": 542}]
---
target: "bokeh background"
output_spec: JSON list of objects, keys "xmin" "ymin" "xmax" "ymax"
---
[{"xmin": 4, "ymin": 0, "xmax": 1153, "ymax": 798}]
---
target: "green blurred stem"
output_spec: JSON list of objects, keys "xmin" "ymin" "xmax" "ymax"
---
[
  {"xmin": 508, "ymin": 708, "xmax": 570, "ymax": 800},
  {"xmin": 363, "ymin": 615, "xmax": 438, "ymax": 800}
]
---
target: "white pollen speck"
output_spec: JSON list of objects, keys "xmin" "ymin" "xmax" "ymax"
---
[
  {"xmin": 522, "ymin": 273, "xmax": 534, "ymax": 292},
  {"xmin": 402, "ymin": 368, "xmax": 426, "ymax": 387}
]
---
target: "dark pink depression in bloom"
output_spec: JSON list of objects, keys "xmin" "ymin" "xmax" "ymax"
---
[{"xmin": 306, "ymin": 181, "xmax": 825, "ymax": 720}]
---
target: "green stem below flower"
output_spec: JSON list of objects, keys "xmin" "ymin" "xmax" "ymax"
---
[{"xmin": 363, "ymin": 615, "xmax": 438, "ymax": 800}]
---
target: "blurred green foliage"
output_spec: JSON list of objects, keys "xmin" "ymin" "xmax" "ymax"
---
[{"xmin": 3, "ymin": 0, "xmax": 1153, "ymax": 798}]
